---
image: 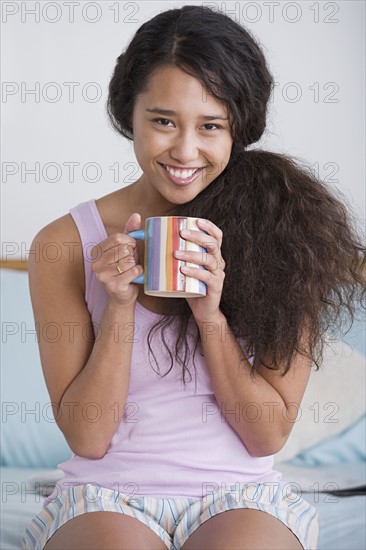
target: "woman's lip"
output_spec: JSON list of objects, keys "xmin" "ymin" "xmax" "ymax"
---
[
  {"xmin": 159, "ymin": 163, "xmax": 204, "ymax": 185},
  {"xmin": 160, "ymin": 163, "xmax": 203, "ymax": 170}
]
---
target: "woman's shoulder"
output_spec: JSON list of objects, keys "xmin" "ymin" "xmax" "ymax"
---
[
  {"xmin": 31, "ymin": 187, "xmax": 124, "ymax": 250},
  {"xmin": 32, "ymin": 211, "xmax": 82, "ymax": 254},
  {"xmin": 29, "ymin": 188, "xmax": 130, "ymax": 286},
  {"xmin": 29, "ymin": 211, "xmax": 85, "ymax": 293}
]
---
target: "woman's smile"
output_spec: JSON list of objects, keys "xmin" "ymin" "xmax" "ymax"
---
[{"xmin": 158, "ymin": 162, "xmax": 205, "ymax": 186}]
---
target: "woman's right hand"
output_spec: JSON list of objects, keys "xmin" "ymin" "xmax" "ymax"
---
[{"xmin": 91, "ymin": 213, "xmax": 143, "ymax": 306}]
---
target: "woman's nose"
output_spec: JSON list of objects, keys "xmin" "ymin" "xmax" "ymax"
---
[{"xmin": 169, "ymin": 131, "xmax": 201, "ymax": 164}]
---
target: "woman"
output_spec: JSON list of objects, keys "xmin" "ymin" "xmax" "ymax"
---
[{"xmin": 23, "ymin": 5, "xmax": 365, "ymax": 550}]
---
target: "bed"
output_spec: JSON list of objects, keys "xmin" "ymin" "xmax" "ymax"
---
[{"xmin": 1, "ymin": 262, "xmax": 365, "ymax": 549}]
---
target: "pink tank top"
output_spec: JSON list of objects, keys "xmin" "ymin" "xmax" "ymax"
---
[{"xmin": 44, "ymin": 199, "xmax": 282, "ymax": 506}]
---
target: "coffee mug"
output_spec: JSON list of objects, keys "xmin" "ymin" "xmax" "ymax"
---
[{"xmin": 127, "ymin": 216, "xmax": 208, "ymax": 297}]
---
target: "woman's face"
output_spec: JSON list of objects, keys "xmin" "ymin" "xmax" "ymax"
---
[{"xmin": 131, "ymin": 65, "xmax": 233, "ymax": 212}]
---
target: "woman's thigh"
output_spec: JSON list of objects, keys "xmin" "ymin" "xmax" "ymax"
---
[
  {"xmin": 43, "ymin": 511, "xmax": 169, "ymax": 550},
  {"xmin": 180, "ymin": 508, "xmax": 304, "ymax": 550}
]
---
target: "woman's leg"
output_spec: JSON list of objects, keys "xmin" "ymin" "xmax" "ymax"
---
[
  {"xmin": 43, "ymin": 511, "xmax": 169, "ymax": 550},
  {"xmin": 180, "ymin": 508, "xmax": 304, "ymax": 550}
]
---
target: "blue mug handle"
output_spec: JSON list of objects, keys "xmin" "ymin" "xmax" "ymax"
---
[{"xmin": 127, "ymin": 230, "xmax": 145, "ymax": 284}]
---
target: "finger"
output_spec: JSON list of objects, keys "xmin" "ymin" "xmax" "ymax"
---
[
  {"xmin": 180, "ymin": 233, "xmax": 218, "ymax": 260},
  {"xmin": 95, "ymin": 261, "xmax": 142, "ymax": 284},
  {"xmin": 175, "ymin": 250, "xmax": 225, "ymax": 271},
  {"xmin": 98, "ymin": 265, "xmax": 142, "ymax": 293},
  {"xmin": 204, "ymin": 242, "xmax": 225, "ymax": 270},
  {"xmin": 196, "ymin": 219, "xmax": 223, "ymax": 247},
  {"xmin": 181, "ymin": 231, "xmax": 225, "ymax": 269},
  {"xmin": 181, "ymin": 264, "xmax": 225, "ymax": 284},
  {"xmin": 91, "ymin": 234, "xmax": 137, "ymax": 260},
  {"xmin": 113, "ymin": 262, "xmax": 142, "ymax": 279},
  {"xmin": 92, "ymin": 244, "xmax": 138, "ymax": 273},
  {"xmin": 123, "ymin": 212, "xmax": 141, "ymax": 235},
  {"xmin": 122, "ymin": 214, "xmax": 141, "ymax": 267},
  {"xmin": 180, "ymin": 229, "xmax": 220, "ymax": 258},
  {"xmin": 105, "ymin": 245, "xmax": 136, "ymax": 266}
]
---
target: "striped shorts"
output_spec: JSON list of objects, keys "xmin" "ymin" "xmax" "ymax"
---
[{"xmin": 22, "ymin": 481, "xmax": 319, "ymax": 550}]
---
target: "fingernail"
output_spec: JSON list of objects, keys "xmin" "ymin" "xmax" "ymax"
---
[{"xmin": 180, "ymin": 229, "xmax": 190, "ymax": 236}]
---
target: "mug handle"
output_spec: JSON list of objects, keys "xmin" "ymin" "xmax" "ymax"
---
[{"xmin": 127, "ymin": 230, "xmax": 145, "ymax": 284}]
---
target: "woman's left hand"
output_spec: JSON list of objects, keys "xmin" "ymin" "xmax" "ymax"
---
[{"xmin": 175, "ymin": 219, "xmax": 226, "ymax": 323}]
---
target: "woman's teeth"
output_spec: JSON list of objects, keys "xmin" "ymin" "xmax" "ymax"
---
[{"xmin": 164, "ymin": 165, "xmax": 199, "ymax": 179}]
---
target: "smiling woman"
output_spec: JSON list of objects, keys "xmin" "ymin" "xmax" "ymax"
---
[{"xmin": 22, "ymin": 4, "xmax": 365, "ymax": 550}]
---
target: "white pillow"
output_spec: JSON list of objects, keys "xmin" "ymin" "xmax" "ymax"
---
[{"xmin": 274, "ymin": 339, "xmax": 366, "ymax": 463}]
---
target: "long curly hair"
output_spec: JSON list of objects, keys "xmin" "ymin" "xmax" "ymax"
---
[{"xmin": 106, "ymin": 5, "xmax": 366, "ymax": 385}]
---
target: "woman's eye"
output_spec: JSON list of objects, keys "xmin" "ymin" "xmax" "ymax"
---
[
  {"xmin": 151, "ymin": 119, "xmax": 221, "ymax": 131},
  {"xmin": 203, "ymin": 123, "xmax": 221, "ymax": 131},
  {"xmin": 153, "ymin": 118, "xmax": 173, "ymax": 126}
]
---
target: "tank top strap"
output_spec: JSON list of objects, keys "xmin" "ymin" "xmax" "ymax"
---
[{"xmin": 69, "ymin": 199, "xmax": 108, "ymax": 305}]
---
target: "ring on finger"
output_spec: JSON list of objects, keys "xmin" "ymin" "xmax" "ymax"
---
[{"xmin": 116, "ymin": 264, "xmax": 124, "ymax": 275}]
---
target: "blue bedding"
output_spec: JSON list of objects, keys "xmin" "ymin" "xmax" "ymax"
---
[{"xmin": 1, "ymin": 466, "xmax": 365, "ymax": 550}]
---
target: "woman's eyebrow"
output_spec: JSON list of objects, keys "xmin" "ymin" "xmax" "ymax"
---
[{"xmin": 145, "ymin": 108, "xmax": 228, "ymax": 120}]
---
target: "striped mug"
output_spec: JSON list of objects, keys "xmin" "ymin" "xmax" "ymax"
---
[{"xmin": 128, "ymin": 216, "xmax": 208, "ymax": 297}]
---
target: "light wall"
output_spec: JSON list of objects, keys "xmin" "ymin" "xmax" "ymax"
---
[{"xmin": 2, "ymin": 1, "xmax": 365, "ymax": 259}]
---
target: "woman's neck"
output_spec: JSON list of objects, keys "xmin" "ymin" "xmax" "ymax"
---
[{"xmin": 126, "ymin": 177, "xmax": 176, "ymax": 221}]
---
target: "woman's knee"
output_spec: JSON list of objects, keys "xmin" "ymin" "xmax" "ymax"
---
[
  {"xmin": 180, "ymin": 508, "xmax": 303, "ymax": 550},
  {"xmin": 43, "ymin": 511, "xmax": 169, "ymax": 550}
]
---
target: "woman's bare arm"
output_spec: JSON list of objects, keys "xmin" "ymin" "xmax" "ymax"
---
[
  {"xmin": 196, "ymin": 312, "xmax": 312, "ymax": 457},
  {"xmin": 28, "ymin": 214, "xmax": 142, "ymax": 459}
]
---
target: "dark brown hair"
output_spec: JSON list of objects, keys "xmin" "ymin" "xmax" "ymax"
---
[{"xmin": 107, "ymin": 5, "xmax": 366, "ymax": 386}]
